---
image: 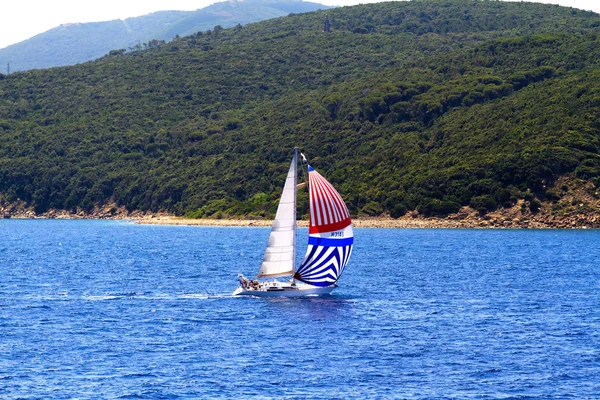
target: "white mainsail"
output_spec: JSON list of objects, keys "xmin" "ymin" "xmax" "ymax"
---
[{"xmin": 257, "ymin": 149, "xmax": 298, "ymax": 278}]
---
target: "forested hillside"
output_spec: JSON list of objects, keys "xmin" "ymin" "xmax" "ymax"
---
[
  {"xmin": 1, "ymin": 0, "xmax": 600, "ymax": 219},
  {"xmin": 0, "ymin": 0, "xmax": 330, "ymax": 72}
]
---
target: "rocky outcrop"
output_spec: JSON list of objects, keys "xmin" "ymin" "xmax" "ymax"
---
[{"xmin": 0, "ymin": 202, "xmax": 139, "ymax": 220}]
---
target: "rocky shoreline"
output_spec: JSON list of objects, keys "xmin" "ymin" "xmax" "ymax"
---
[
  {"xmin": 135, "ymin": 208, "xmax": 600, "ymax": 229},
  {"xmin": 1, "ymin": 203, "xmax": 599, "ymax": 229}
]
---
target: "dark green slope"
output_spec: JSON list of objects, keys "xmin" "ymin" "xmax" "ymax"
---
[{"xmin": 0, "ymin": 0, "xmax": 599, "ymax": 218}]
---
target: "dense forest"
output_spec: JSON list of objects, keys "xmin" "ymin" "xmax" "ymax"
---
[{"xmin": 1, "ymin": 0, "xmax": 600, "ymax": 219}]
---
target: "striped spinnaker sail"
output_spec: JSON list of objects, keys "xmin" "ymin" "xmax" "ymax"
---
[{"xmin": 294, "ymin": 166, "xmax": 353, "ymax": 287}]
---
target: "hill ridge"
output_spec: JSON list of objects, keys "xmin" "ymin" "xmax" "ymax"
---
[
  {"xmin": 0, "ymin": 0, "xmax": 599, "ymax": 221},
  {"xmin": 0, "ymin": 0, "xmax": 331, "ymax": 72}
]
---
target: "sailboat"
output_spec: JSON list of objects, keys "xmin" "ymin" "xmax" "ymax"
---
[{"xmin": 233, "ymin": 148, "xmax": 354, "ymax": 297}]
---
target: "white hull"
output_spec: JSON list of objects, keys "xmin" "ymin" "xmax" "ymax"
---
[{"xmin": 233, "ymin": 281, "xmax": 336, "ymax": 297}]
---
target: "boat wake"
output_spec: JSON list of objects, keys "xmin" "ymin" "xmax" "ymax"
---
[{"xmin": 81, "ymin": 293, "xmax": 236, "ymax": 301}]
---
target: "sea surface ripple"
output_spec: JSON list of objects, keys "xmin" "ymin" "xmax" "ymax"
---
[{"xmin": 0, "ymin": 220, "xmax": 599, "ymax": 399}]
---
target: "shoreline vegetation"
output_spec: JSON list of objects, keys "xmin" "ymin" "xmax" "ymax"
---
[{"xmin": 1, "ymin": 203, "xmax": 599, "ymax": 229}]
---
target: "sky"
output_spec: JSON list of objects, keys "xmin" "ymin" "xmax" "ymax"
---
[{"xmin": 1, "ymin": 0, "xmax": 599, "ymax": 49}]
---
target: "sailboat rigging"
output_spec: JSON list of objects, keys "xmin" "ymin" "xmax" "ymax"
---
[{"xmin": 233, "ymin": 148, "xmax": 353, "ymax": 297}]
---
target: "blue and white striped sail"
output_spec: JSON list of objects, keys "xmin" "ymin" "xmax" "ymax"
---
[{"xmin": 294, "ymin": 166, "xmax": 354, "ymax": 287}]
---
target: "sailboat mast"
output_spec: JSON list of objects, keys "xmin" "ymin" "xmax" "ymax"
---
[{"xmin": 291, "ymin": 147, "xmax": 298, "ymax": 284}]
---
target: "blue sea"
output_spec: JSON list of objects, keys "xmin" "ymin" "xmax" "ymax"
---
[{"xmin": 1, "ymin": 220, "xmax": 599, "ymax": 399}]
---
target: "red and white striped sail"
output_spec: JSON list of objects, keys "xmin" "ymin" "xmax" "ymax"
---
[{"xmin": 306, "ymin": 166, "xmax": 352, "ymax": 234}]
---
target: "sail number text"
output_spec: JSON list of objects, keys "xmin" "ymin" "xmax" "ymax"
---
[{"xmin": 330, "ymin": 231, "xmax": 344, "ymax": 237}]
